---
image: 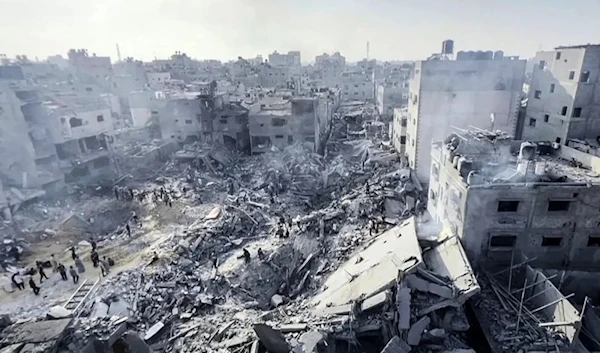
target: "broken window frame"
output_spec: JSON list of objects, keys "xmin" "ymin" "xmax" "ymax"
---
[
  {"xmin": 489, "ymin": 234, "xmax": 517, "ymax": 249},
  {"xmin": 547, "ymin": 200, "xmax": 571, "ymax": 212},
  {"xmin": 497, "ymin": 200, "xmax": 520, "ymax": 213}
]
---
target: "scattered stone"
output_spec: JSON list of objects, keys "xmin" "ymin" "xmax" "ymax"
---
[
  {"xmin": 144, "ymin": 321, "xmax": 165, "ymax": 341},
  {"xmin": 407, "ymin": 316, "xmax": 430, "ymax": 346},
  {"xmin": 254, "ymin": 324, "xmax": 290, "ymax": 353},
  {"xmin": 271, "ymin": 294, "xmax": 284, "ymax": 308}
]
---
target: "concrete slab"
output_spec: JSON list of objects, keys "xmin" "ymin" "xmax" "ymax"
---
[
  {"xmin": 360, "ymin": 291, "xmax": 389, "ymax": 312},
  {"xmin": 407, "ymin": 316, "xmax": 430, "ymax": 346},
  {"xmin": 312, "ymin": 217, "xmax": 422, "ymax": 311},
  {"xmin": 253, "ymin": 324, "xmax": 290, "ymax": 353},
  {"xmin": 396, "ymin": 288, "xmax": 411, "ymax": 330},
  {"xmin": 2, "ymin": 319, "xmax": 71, "ymax": 345},
  {"xmin": 423, "ymin": 235, "xmax": 480, "ymax": 305},
  {"xmin": 380, "ymin": 336, "xmax": 411, "ymax": 353}
]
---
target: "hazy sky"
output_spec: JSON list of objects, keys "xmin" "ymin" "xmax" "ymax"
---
[{"xmin": 1, "ymin": 0, "xmax": 599, "ymax": 63}]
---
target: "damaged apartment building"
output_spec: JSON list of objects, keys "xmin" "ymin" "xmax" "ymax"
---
[
  {"xmin": 428, "ymin": 129, "xmax": 600, "ymax": 271},
  {"xmin": 155, "ymin": 90, "xmax": 251, "ymax": 151},
  {"xmin": 0, "ymin": 66, "xmax": 64, "ymax": 220},
  {"xmin": 401, "ymin": 50, "xmax": 526, "ymax": 182},
  {"xmin": 247, "ymin": 88, "xmax": 340, "ymax": 155},
  {"xmin": 47, "ymin": 98, "xmax": 116, "ymax": 182}
]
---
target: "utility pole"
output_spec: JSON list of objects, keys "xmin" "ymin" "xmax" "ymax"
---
[
  {"xmin": 366, "ymin": 41, "xmax": 370, "ymax": 60},
  {"xmin": 116, "ymin": 43, "xmax": 122, "ymax": 63}
]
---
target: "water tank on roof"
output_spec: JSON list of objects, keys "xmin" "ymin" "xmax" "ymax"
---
[
  {"xmin": 442, "ymin": 40, "xmax": 454, "ymax": 55},
  {"xmin": 494, "ymin": 50, "xmax": 504, "ymax": 60},
  {"xmin": 484, "ymin": 51, "xmax": 494, "ymax": 60},
  {"xmin": 456, "ymin": 51, "xmax": 467, "ymax": 60},
  {"xmin": 466, "ymin": 51, "xmax": 475, "ymax": 60}
]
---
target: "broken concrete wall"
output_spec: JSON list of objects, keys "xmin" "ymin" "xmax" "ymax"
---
[
  {"xmin": 156, "ymin": 98, "xmax": 203, "ymax": 144},
  {"xmin": 525, "ymin": 265, "xmax": 581, "ymax": 343},
  {"xmin": 0, "ymin": 84, "xmax": 40, "ymax": 188}
]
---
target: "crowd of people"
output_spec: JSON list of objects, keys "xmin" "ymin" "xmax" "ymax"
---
[{"xmin": 9, "ymin": 238, "xmax": 115, "ymax": 296}]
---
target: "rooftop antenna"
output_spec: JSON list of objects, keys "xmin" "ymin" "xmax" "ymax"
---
[
  {"xmin": 366, "ymin": 41, "xmax": 370, "ymax": 60},
  {"xmin": 116, "ymin": 43, "xmax": 122, "ymax": 62}
]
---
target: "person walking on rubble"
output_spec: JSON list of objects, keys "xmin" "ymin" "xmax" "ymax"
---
[
  {"xmin": 11, "ymin": 273, "xmax": 24, "ymax": 290},
  {"xmin": 113, "ymin": 185, "xmax": 120, "ymax": 200},
  {"xmin": 37, "ymin": 261, "xmax": 48, "ymax": 282},
  {"xmin": 242, "ymin": 248, "xmax": 251, "ymax": 264},
  {"xmin": 69, "ymin": 266, "xmax": 79, "ymax": 284},
  {"xmin": 11, "ymin": 246, "xmax": 20, "ymax": 262},
  {"xmin": 90, "ymin": 238, "xmax": 97, "ymax": 251},
  {"xmin": 257, "ymin": 248, "xmax": 265, "ymax": 261},
  {"xmin": 74, "ymin": 255, "xmax": 85, "ymax": 273},
  {"xmin": 70, "ymin": 246, "xmax": 77, "ymax": 261},
  {"xmin": 99, "ymin": 257, "xmax": 110, "ymax": 277},
  {"xmin": 91, "ymin": 249, "xmax": 99, "ymax": 267},
  {"xmin": 210, "ymin": 252, "xmax": 219, "ymax": 273},
  {"xmin": 57, "ymin": 263, "xmax": 67, "ymax": 281},
  {"xmin": 126, "ymin": 222, "xmax": 132, "ymax": 237},
  {"xmin": 29, "ymin": 276, "xmax": 40, "ymax": 295},
  {"xmin": 51, "ymin": 254, "xmax": 58, "ymax": 273}
]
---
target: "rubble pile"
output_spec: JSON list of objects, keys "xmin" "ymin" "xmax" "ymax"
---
[{"xmin": 474, "ymin": 270, "xmax": 571, "ymax": 352}]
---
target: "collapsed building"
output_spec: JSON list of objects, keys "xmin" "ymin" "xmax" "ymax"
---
[
  {"xmin": 428, "ymin": 129, "xmax": 600, "ymax": 270},
  {"xmin": 248, "ymin": 89, "xmax": 340, "ymax": 155}
]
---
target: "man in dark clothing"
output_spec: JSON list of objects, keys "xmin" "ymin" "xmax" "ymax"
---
[
  {"xmin": 91, "ymin": 250, "xmax": 99, "ymax": 267},
  {"xmin": 10, "ymin": 247, "xmax": 19, "ymax": 262},
  {"xmin": 29, "ymin": 277, "xmax": 40, "ymax": 295},
  {"xmin": 57, "ymin": 263, "xmax": 67, "ymax": 281},
  {"xmin": 257, "ymin": 248, "xmax": 265, "ymax": 261},
  {"xmin": 126, "ymin": 223, "xmax": 132, "ymax": 237},
  {"xmin": 71, "ymin": 246, "xmax": 77, "ymax": 261},
  {"xmin": 11, "ymin": 273, "xmax": 24, "ymax": 290},
  {"xmin": 90, "ymin": 238, "xmax": 97, "ymax": 251},
  {"xmin": 113, "ymin": 186, "xmax": 120, "ymax": 200},
  {"xmin": 243, "ymin": 248, "xmax": 251, "ymax": 264},
  {"xmin": 37, "ymin": 261, "xmax": 48, "ymax": 282},
  {"xmin": 210, "ymin": 252, "xmax": 219, "ymax": 273},
  {"xmin": 129, "ymin": 188, "xmax": 134, "ymax": 200},
  {"xmin": 69, "ymin": 266, "xmax": 79, "ymax": 284}
]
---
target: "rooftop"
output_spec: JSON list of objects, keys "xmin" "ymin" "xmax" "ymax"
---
[
  {"xmin": 434, "ymin": 128, "xmax": 600, "ymax": 186},
  {"xmin": 555, "ymin": 43, "xmax": 600, "ymax": 50}
]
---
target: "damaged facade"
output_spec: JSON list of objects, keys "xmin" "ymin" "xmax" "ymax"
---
[
  {"xmin": 405, "ymin": 55, "xmax": 526, "ymax": 182},
  {"xmin": 248, "ymin": 89, "xmax": 340, "ymax": 155},
  {"xmin": 429, "ymin": 129, "xmax": 600, "ymax": 270}
]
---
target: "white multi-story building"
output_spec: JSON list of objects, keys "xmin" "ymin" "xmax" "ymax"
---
[
  {"xmin": 405, "ymin": 56, "xmax": 526, "ymax": 182},
  {"xmin": 268, "ymin": 51, "xmax": 301, "ymax": 67},
  {"xmin": 389, "ymin": 108, "xmax": 407, "ymax": 154},
  {"xmin": 147, "ymin": 72, "xmax": 172, "ymax": 89},
  {"xmin": 340, "ymin": 72, "xmax": 374, "ymax": 102},
  {"xmin": 522, "ymin": 44, "xmax": 600, "ymax": 144}
]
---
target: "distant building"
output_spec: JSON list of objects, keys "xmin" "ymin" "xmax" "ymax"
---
[
  {"xmin": 406, "ymin": 56, "xmax": 526, "ymax": 182},
  {"xmin": 155, "ymin": 91, "xmax": 251, "ymax": 151},
  {"xmin": 340, "ymin": 72, "xmax": 374, "ymax": 102},
  {"xmin": 0, "ymin": 77, "xmax": 63, "ymax": 193},
  {"xmin": 147, "ymin": 72, "xmax": 171, "ymax": 89},
  {"xmin": 268, "ymin": 51, "xmax": 301, "ymax": 67},
  {"xmin": 389, "ymin": 108, "xmax": 407, "ymax": 154},
  {"xmin": 376, "ymin": 83, "xmax": 409, "ymax": 120},
  {"xmin": 428, "ymin": 130, "xmax": 600, "ymax": 270},
  {"xmin": 522, "ymin": 44, "xmax": 600, "ymax": 144},
  {"xmin": 315, "ymin": 53, "xmax": 346, "ymax": 87},
  {"xmin": 49, "ymin": 102, "xmax": 116, "ymax": 181},
  {"xmin": 255, "ymin": 64, "xmax": 292, "ymax": 88},
  {"xmin": 248, "ymin": 89, "xmax": 340, "ymax": 154},
  {"xmin": 67, "ymin": 49, "xmax": 113, "ymax": 84}
]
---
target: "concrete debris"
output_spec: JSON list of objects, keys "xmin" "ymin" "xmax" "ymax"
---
[
  {"xmin": 380, "ymin": 336, "xmax": 411, "ymax": 353},
  {"xmin": 143, "ymin": 321, "xmax": 164, "ymax": 341},
  {"xmin": 407, "ymin": 316, "xmax": 430, "ymax": 346},
  {"xmin": 0, "ymin": 100, "xmax": 499, "ymax": 353},
  {"xmin": 299, "ymin": 330, "xmax": 327, "ymax": 353},
  {"xmin": 254, "ymin": 323, "xmax": 291, "ymax": 353}
]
